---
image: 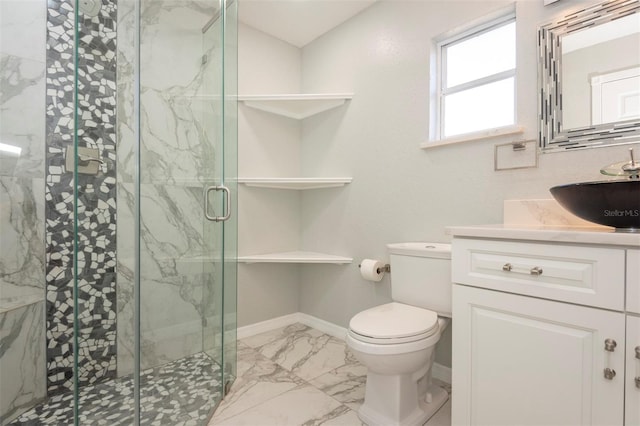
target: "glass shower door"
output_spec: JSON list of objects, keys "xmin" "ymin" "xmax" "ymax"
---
[
  {"xmin": 136, "ymin": 0, "xmax": 237, "ymax": 423},
  {"xmin": 1, "ymin": 0, "xmax": 235, "ymax": 423}
]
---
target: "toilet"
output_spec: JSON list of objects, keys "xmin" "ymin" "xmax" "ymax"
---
[{"xmin": 347, "ymin": 242, "xmax": 452, "ymax": 426}]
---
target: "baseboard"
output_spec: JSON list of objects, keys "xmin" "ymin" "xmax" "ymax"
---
[
  {"xmin": 433, "ymin": 362, "xmax": 452, "ymax": 384},
  {"xmin": 296, "ymin": 313, "xmax": 347, "ymax": 340},
  {"xmin": 237, "ymin": 313, "xmax": 301, "ymax": 340},
  {"xmin": 237, "ymin": 312, "xmax": 348, "ymax": 340}
]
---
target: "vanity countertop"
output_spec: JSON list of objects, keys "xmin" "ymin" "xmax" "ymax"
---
[{"xmin": 447, "ymin": 224, "xmax": 640, "ymax": 247}]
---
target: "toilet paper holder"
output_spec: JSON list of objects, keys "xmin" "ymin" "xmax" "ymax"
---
[{"xmin": 358, "ymin": 262, "xmax": 390, "ymax": 274}]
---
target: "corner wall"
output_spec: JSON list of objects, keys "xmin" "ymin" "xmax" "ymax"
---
[
  {"xmin": 237, "ymin": 23, "xmax": 303, "ymax": 327},
  {"xmin": 297, "ymin": 0, "xmax": 639, "ymax": 368}
]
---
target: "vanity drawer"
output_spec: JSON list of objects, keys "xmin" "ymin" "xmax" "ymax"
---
[
  {"xmin": 628, "ymin": 249, "xmax": 640, "ymax": 315},
  {"xmin": 452, "ymin": 238, "xmax": 625, "ymax": 311}
]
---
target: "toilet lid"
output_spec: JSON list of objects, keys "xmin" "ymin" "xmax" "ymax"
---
[{"xmin": 349, "ymin": 302, "xmax": 438, "ymax": 340}]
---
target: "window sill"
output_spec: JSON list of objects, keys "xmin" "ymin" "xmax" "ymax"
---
[{"xmin": 420, "ymin": 125, "xmax": 524, "ymax": 149}]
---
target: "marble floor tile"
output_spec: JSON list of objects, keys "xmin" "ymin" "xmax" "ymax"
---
[
  {"xmin": 210, "ymin": 385, "xmax": 352, "ymax": 426},
  {"xmin": 212, "ymin": 344, "xmax": 306, "ymax": 422},
  {"xmin": 319, "ymin": 408, "xmax": 363, "ymax": 425},
  {"xmin": 426, "ymin": 399, "xmax": 452, "ymax": 426},
  {"xmin": 307, "ymin": 362, "xmax": 367, "ymax": 410},
  {"xmin": 241, "ymin": 323, "xmax": 312, "ymax": 350},
  {"xmin": 210, "ymin": 323, "xmax": 452, "ymax": 426},
  {"xmin": 245, "ymin": 324, "xmax": 352, "ymax": 381}
]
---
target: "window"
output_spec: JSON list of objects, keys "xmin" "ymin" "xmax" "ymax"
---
[{"xmin": 437, "ymin": 14, "xmax": 516, "ymax": 139}]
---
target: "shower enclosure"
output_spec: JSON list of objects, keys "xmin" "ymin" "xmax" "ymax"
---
[{"xmin": 0, "ymin": 0, "xmax": 237, "ymax": 423}]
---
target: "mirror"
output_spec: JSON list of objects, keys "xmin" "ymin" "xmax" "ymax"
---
[{"xmin": 538, "ymin": 0, "xmax": 640, "ymax": 151}]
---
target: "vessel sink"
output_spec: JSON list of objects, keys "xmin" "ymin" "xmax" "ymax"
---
[{"xmin": 550, "ymin": 180, "xmax": 640, "ymax": 231}]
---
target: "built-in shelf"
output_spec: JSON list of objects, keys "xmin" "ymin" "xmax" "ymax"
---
[
  {"xmin": 238, "ymin": 93, "xmax": 354, "ymax": 119},
  {"xmin": 238, "ymin": 177, "xmax": 352, "ymax": 190},
  {"xmin": 238, "ymin": 251, "xmax": 353, "ymax": 264}
]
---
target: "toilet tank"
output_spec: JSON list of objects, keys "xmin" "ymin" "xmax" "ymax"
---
[{"xmin": 387, "ymin": 242, "xmax": 452, "ymax": 317}]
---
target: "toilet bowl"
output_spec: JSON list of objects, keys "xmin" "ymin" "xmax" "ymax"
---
[{"xmin": 347, "ymin": 243, "xmax": 452, "ymax": 426}]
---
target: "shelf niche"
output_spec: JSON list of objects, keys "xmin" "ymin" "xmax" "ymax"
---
[
  {"xmin": 238, "ymin": 177, "xmax": 352, "ymax": 190},
  {"xmin": 238, "ymin": 93, "xmax": 354, "ymax": 119},
  {"xmin": 238, "ymin": 251, "xmax": 353, "ymax": 264}
]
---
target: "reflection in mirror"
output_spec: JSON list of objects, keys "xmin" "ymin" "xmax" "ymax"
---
[{"xmin": 538, "ymin": 0, "xmax": 640, "ymax": 151}]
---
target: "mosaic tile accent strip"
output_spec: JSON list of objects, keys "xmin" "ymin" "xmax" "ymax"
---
[
  {"xmin": 537, "ymin": 0, "xmax": 640, "ymax": 149},
  {"xmin": 10, "ymin": 352, "xmax": 222, "ymax": 426},
  {"xmin": 45, "ymin": 0, "xmax": 118, "ymax": 394}
]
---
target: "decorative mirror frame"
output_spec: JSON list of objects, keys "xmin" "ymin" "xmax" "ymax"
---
[{"xmin": 538, "ymin": 0, "xmax": 640, "ymax": 151}]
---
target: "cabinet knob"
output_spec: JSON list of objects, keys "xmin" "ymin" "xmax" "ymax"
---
[
  {"xmin": 604, "ymin": 367, "xmax": 616, "ymax": 380},
  {"xmin": 502, "ymin": 263, "xmax": 512, "ymax": 272},
  {"xmin": 529, "ymin": 266, "xmax": 543, "ymax": 276},
  {"xmin": 604, "ymin": 338, "xmax": 617, "ymax": 352},
  {"xmin": 635, "ymin": 346, "xmax": 640, "ymax": 360}
]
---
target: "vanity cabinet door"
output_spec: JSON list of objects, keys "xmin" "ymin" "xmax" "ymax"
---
[
  {"xmin": 627, "ymin": 315, "xmax": 640, "ymax": 426},
  {"xmin": 628, "ymin": 249, "xmax": 640, "ymax": 315},
  {"xmin": 452, "ymin": 284, "xmax": 625, "ymax": 426}
]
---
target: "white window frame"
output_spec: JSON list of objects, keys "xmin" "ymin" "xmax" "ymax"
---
[{"xmin": 433, "ymin": 10, "xmax": 518, "ymax": 143}]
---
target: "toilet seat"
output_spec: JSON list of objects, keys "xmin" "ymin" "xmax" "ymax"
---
[{"xmin": 349, "ymin": 302, "xmax": 439, "ymax": 345}]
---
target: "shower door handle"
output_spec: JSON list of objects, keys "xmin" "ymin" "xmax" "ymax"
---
[{"xmin": 205, "ymin": 185, "xmax": 231, "ymax": 222}]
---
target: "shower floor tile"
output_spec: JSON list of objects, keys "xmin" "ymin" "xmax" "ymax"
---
[
  {"xmin": 10, "ymin": 352, "xmax": 222, "ymax": 426},
  {"xmin": 210, "ymin": 323, "xmax": 452, "ymax": 426}
]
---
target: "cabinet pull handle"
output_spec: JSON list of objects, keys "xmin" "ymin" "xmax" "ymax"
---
[
  {"xmin": 636, "ymin": 346, "xmax": 640, "ymax": 389},
  {"xmin": 501, "ymin": 263, "xmax": 543, "ymax": 276},
  {"xmin": 603, "ymin": 338, "xmax": 617, "ymax": 380}
]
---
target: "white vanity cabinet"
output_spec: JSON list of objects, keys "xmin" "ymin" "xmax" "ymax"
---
[
  {"xmin": 627, "ymin": 249, "xmax": 640, "ymax": 426},
  {"xmin": 450, "ymin": 230, "xmax": 640, "ymax": 426}
]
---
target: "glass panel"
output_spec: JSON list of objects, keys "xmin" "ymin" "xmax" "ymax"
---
[
  {"xmin": 445, "ymin": 21, "xmax": 515, "ymax": 88},
  {"xmin": 222, "ymin": 0, "xmax": 238, "ymax": 391},
  {"xmin": 137, "ymin": 0, "xmax": 231, "ymax": 422},
  {"xmin": 443, "ymin": 77, "xmax": 514, "ymax": 137},
  {"xmin": 2, "ymin": 0, "xmax": 235, "ymax": 422},
  {"xmin": 0, "ymin": 0, "xmax": 47, "ymax": 423},
  {"xmin": 74, "ymin": 0, "xmax": 132, "ymax": 422}
]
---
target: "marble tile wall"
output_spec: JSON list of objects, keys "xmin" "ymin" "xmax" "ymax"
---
[
  {"xmin": 3, "ymin": 1, "xmax": 227, "ymax": 419},
  {"xmin": 0, "ymin": 0, "xmax": 47, "ymax": 422},
  {"xmin": 115, "ymin": 0, "xmax": 224, "ymax": 376},
  {"xmin": 0, "ymin": 301, "xmax": 46, "ymax": 424}
]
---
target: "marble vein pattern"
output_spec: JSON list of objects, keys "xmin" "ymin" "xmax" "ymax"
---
[
  {"xmin": 116, "ymin": 0, "xmax": 223, "ymax": 378},
  {"xmin": 1, "ymin": 0, "xmax": 47, "ymax": 422},
  {"xmin": 10, "ymin": 352, "xmax": 222, "ymax": 426},
  {"xmin": 0, "ymin": 301, "xmax": 46, "ymax": 425},
  {"xmin": 503, "ymin": 199, "xmax": 597, "ymax": 227},
  {"xmin": 211, "ymin": 323, "xmax": 452, "ymax": 426}
]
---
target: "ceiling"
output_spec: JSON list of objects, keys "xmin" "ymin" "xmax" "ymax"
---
[{"xmin": 238, "ymin": 0, "xmax": 377, "ymax": 48}]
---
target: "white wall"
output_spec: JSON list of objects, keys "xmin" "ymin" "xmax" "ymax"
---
[
  {"xmin": 297, "ymin": 0, "xmax": 640, "ymax": 367},
  {"xmin": 237, "ymin": 23, "xmax": 303, "ymax": 326},
  {"xmin": 237, "ymin": 1, "xmax": 640, "ymax": 366},
  {"xmin": 563, "ymin": 33, "xmax": 640, "ymax": 128}
]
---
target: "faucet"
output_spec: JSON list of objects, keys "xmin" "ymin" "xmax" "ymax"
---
[
  {"xmin": 621, "ymin": 148, "xmax": 640, "ymax": 180},
  {"xmin": 601, "ymin": 147, "xmax": 640, "ymax": 180}
]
